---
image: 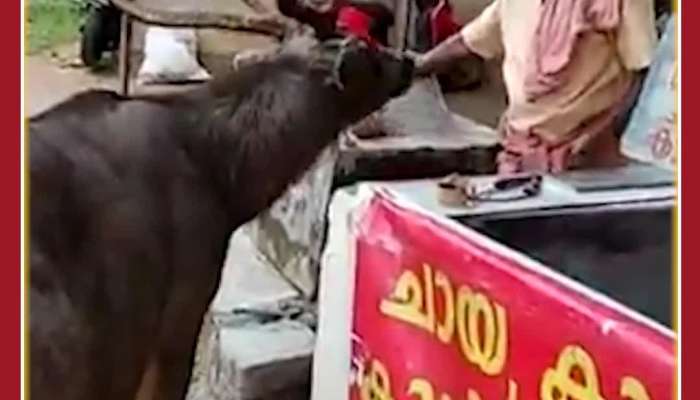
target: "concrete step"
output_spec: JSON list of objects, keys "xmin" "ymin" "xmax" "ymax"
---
[
  {"xmin": 186, "ymin": 228, "xmax": 314, "ymax": 400},
  {"xmin": 202, "ymin": 317, "xmax": 314, "ymax": 400}
]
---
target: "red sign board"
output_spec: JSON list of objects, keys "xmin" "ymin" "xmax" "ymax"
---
[{"xmin": 348, "ymin": 192, "xmax": 675, "ymax": 400}]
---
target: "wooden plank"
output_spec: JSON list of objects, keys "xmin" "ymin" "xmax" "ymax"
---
[
  {"xmin": 118, "ymin": 14, "xmax": 133, "ymax": 96},
  {"xmin": 111, "ymin": 0, "xmax": 293, "ymax": 37}
]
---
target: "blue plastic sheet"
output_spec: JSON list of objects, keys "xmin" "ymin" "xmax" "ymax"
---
[{"xmin": 621, "ymin": 15, "xmax": 676, "ymax": 170}]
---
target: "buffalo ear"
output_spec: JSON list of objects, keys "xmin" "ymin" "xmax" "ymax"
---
[{"xmin": 280, "ymin": 33, "xmax": 320, "ymax": 58}]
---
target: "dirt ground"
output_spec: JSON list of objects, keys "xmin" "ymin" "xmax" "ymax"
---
[{"xmin": 25, "ymin": 45, "xmax": 119, "ymax": 117}]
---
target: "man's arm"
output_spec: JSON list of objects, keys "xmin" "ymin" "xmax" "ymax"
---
[
  {"xmin": 413, "ymin": 0, "xmax": 502, "ymax": 77},
  {"xmin": 414, "ymin": 34, "xmax": 472, "ymax": 76},
  {"xmin": 617, "ymin": 0, "xmax": 657, "ymax": 71}
]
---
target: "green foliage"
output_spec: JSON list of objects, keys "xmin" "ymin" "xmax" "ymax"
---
[{"xmin": 26, "ymin": 0, "xmax": 86, "ymax": 54}]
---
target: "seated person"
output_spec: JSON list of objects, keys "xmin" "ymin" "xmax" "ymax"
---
[{"xmin": 277, "ymin": 0, "xmax": 396, "ymax": 46}]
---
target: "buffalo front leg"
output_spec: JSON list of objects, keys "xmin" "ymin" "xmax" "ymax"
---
[
  {"xmin": 135, "ymin": 356, "xmax": 161, "ymax": 400},
  {"xmin": 133, "ymin": 347, "xmax": 196, "ymax": 400},
  {"xmin": 150, "ymin": 326, "xmax": 203, "ymax": 400},
  {"xmin": 150, "ymin": 289, "xmax": 216, "ymax": 400},
  {"xmin": 134, "ymin": 318, "xmax": 205, "ymax": 400}
]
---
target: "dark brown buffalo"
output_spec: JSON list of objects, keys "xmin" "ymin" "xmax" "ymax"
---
[{"xmin": 29, "ymin": 37, "xmax": 413, "ymax": 400}]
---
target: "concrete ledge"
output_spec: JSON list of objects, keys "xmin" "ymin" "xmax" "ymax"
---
[{"xmin": 204, "ymin": 318, "xmax": 314, "ymax": 400}]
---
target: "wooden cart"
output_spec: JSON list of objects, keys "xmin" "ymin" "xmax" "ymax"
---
[{"xmin": 109, "ymin": 0, "xmax": 295, "ymax": 95}]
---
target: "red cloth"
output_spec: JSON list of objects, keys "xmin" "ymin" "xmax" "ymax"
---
[
  {"xmin": 428, "ymin": 0, "xmax": 460, "ymax": 46},
  {"xmin": 336, "ymin": 6, "xmax": 379, "ymax": 46}
]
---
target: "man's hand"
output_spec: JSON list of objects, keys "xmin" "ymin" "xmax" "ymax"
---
[
  {"xmin": 414, "ymin": 54, "xmax": 433, "ymax": 77},
  {"xmin": 402, "ymin": 50, "xmax": 427, "ymax": 77},
  {"xmin": 232, "ymin": 47, "xmax": 279, "ymax": 70}
]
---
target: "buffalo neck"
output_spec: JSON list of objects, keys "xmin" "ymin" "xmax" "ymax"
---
[{"xmin": 179, "ymin": 64, "xmax": 345, "ymax": 230}]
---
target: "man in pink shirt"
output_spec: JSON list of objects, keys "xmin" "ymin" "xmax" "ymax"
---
[{"xmin": 414, "ymin": 0, "xmax": 658, "ymax": 174}]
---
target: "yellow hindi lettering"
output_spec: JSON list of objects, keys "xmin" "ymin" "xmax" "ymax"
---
[
  {"xmin": 456, "ymin": 286, "xmax": 475, "ymax": 366},
  {"xmin": 540, "ymin": 345, "xmax": 605, "ymax": 400},
  {"xmin": 407, "ymin": 378, "xmax": 516, "ymax": 400},
  {"xmin": 435, "ymin": 270, "xmax": 456, "ymax": 344},
  {"xmin": 467, "ymin": 380, "xmax": 518, "ymax": 400},
  {"xmin": 457, "ymin": 288, "xmax": 508, "ymax": 376},
  {"xmin": 381, "ymin": 263, "xmax": 509, "ymax": 376},
  {"xmin": 540, "ymin": 345, "xmax": 656, "ymax": 400},
  {"xmin": 380, "ymin": 264, "xmax": 436, "ymax": 333},
  {"xmin": 408, "ymin": 379, "xmax": 435, "ymax": 400},
  {"xmin": 360, "ymin": 359, "xmax": 395, "ymax": 400},
  {"xmin": 407, "ymin": 378, "xmax": 453, "ymax": 400},
  {"xmin": 620, "ymin": 377, "xmax": 650, "ymax": 400}
]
